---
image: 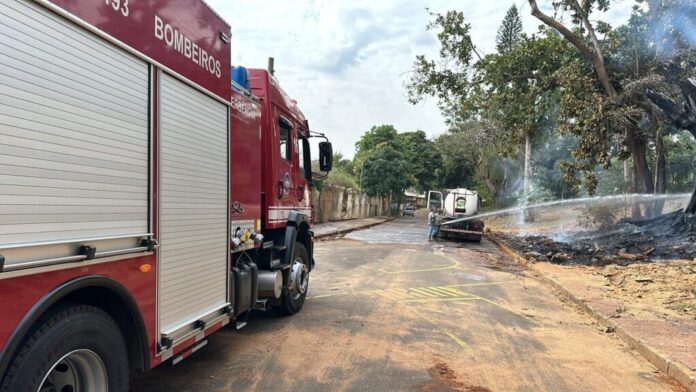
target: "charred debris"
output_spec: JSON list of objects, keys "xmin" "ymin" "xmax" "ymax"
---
[{"xmin": 499, "ymin": 211, "xmax": 696, "ymax": 266}]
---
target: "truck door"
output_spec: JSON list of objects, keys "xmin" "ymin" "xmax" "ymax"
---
[
  {"xmin": 293, "ymin": 130, "xmax": 312, "ymax": 218},
  {"xmin": 268, "ymin": 111, "xmax": 296, "ymax": 225},
  {"xmin": 427, "ymin": 191, "xmax": 443, "ymax": 210}
]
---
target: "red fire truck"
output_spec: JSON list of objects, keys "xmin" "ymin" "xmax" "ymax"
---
[{"xmin": 0, "ymin": 1, "xmax": 332, "ymax": 390}]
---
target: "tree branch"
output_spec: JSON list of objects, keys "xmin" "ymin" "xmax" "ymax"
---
[
  {"xmin": 527, "ymin": 0, "xmax": 595, "ymax": 62},
  {"xmin": 572, "ymin": 0, "xmax": 606, "ymax": 67}
]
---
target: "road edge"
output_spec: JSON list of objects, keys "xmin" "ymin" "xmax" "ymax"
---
[
  {"xmin": 314, "ymin": 217, "xmax": 397, "ymax": 240},
  {"xmin": 487, "ymin": 234, "xmax": 696, "ymax": 392}
]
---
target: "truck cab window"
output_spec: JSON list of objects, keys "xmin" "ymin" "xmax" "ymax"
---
[
  {"xmin": 279, "ymin": 117, "xmax": 292, "ymax": 160},
  {"xmin": 297, "ymin": 137, "xmax": 309, "ymax": 180}
]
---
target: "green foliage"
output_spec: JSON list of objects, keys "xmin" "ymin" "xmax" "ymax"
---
[
  {"xmin": 434, "ymin": 129, "xmax": 480, "ymax": 189},
  {"xmin": 516, "ymin": 181, "xmax": 555, "ymax": 206},
  {"xmin": 576, "ymin": 204, "xmax": 619, "ymax": 230},
  {"xmin": 325, "ymin": 167, "xmax": 359, "ymax": 189},
  {"xmin": 666, "ymin": 131, "xmax": 696, "ymax": 192},
  {"xmin": 406, "ymin": 10, "xmax": 473, "ymax": 119},
  {"xmin": 332, "ymin": 152, "xmax": 355, "ymax": 176},
  {"xmin": 361, "ymin": 145, "xmax": 412, "ymax": 197},
  {"xmin": 495, "ymin": 4, "xmax": 523, "ymax": 53},
  {"xmin": 594, "ymin": 158, "xmax": 628, "ymax": 196},
  {"xmin": 472, "ymin": 179, "xmax": 496, "ymax": 209},
  {"xmin": 353, "ymin": 124, "xmax": 418, "ymax": 197},
  {"xmin": 398, "ymin": 130, "xmax": 443, "ymax": 192},
  {"xmin": 355, "ymin": 125, "xmax": 399, "ymax": 155},
  {"xmin": 313, "ymin": 151, "xmax": 360, "ymax": 189}
]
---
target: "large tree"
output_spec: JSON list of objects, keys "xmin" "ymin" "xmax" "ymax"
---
[
  {"xmin": 408, "ymin": 10, "xmax": 569, "ymax": 209},
  {"xmin": 360, "ymin": 145, "xmax": 412, "ymax": 199},
  {"xmin": 354, "ymin": 124, "xmax": 415, "ymax": 206},
  {"xmin": 398, "ymin": 130, "xmax": 443, "ymax": 192},
  {"xmin": 527, "ymin": 0, "xmax": 655, "ymax": 197},
  {"xmin": 496, "ymin": 4, "xmax": 524, "ymax": 53}
]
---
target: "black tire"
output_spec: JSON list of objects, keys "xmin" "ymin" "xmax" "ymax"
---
[
  {"xmin": 275, "ymin": 243, "xmax": 309, "ymax": 316},
  {"xmin": 0, "ymin": 304, "xmax": 129, "ymax": 392}
]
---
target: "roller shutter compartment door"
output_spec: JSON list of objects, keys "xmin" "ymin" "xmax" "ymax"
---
[
  {"xmin": 158, "ymin": 72, "xmax": 229, "ymax": 334},
  {"xmin": 0, "ymin": 0, "xmax": 149, "ymax": 267}
]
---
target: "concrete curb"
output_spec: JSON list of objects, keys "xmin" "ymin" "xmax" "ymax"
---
[
  {"xmin": 488, "ymin": 234, "xmax": 696, "ymax": 392},
  {"xmin": 314, "ymin": 217, "xmax": 397, "ymax": 240}
]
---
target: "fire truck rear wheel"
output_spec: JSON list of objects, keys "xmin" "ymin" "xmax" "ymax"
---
[
  {"xmin": 276, "ymin": 242, "xmax": 309, "ymax": 316},
  {"xmin": 0, "ymin": 304, "xmax": 129, "ymax": 392}
]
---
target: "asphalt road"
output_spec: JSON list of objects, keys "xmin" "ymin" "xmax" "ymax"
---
[{"xmin": 131, "ymin": 217, "xmax": 680, "ymax": 392}]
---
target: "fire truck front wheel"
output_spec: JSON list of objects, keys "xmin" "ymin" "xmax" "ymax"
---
[
  {"xmin": 276, "ymin": 242, "xmax": 310, "ymax": 316},
  {"xmin": 0, "ymin": 304, "xmax": 129, "ymax": 392}
]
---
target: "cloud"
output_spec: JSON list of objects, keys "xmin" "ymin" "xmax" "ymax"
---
[{"xmin": 313, "ymin": 10, "xmax": 387, "ymax": 75}]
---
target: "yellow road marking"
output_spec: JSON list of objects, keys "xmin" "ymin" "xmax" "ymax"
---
[
  {"xmin": 400, "ymin": 297, "xmax": 479, "ymax": 304},
  {"xmin": 408, "ymin": 288, "xmax": 441, "ymax": 298},
  {"xmin": 444, "ymin": 281, "xmax": 513, "ymax": 288},
  {"xmin": 365, "ymin": 282, "xmax": 537, "ymax": 324},
  {"xmin": 313, "ymin": 281, "xmax": 518, "ymax": 302}
]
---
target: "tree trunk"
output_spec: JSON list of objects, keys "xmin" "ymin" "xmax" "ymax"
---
[
  {"xmin": 523, "ymin": 130, "xmax": 534, "ymax": 222},
  {"xmin": 497, "ymin": 159, "xmax": 509, "ymax": 209},
  {"xmin": 626, "ymin": 128, "xmax": 654, "ymax": 194},
  {"xmin": 652, "ymin": 128, "xmax": 667, "ymax": 217},
  {"xmin": 687, "ymin": 182, "xmax": 696, "ymax": 215},
  {"xmin": 623, "ymin": 159, "xmax": 630, "ymax": 193},
  {"xmin": 524, "ymin": 130, "xmax": 532, "ymax": 194},
  {"xmin": 631, "ymin": 159, "xmax": 642, "ymax": 219}
]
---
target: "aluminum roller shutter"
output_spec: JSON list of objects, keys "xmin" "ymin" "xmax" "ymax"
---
[
  {"xmin": 0, "ymin": 0, "xmax": 149, "ymax": 266},
  {"xmin": 159, "ymin": 72, "xmax": 229, "ymax": 335}
]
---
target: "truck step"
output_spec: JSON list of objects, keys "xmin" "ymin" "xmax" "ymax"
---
[
  {"xmin": 235, "ymin": 320, "xmax": 247, "ymax": 330},
  {"xmin": 262, "ymin": 241, "xmax": 275, "ymax": 249},
  {"xmin": 272, "ymin": 245, "xmax": 287, "ymax": 252},
  {"xmin": 254, "ymin": 299, "xmax": 269, "ymax": 311},
  {"xmin": 270, "ymin": 258, "xmax": 282, "ymax": 268}
]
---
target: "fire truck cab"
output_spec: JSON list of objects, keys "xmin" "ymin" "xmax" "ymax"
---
[{"xmin": 0, "ymin": 1, "xmax": 332, "ymax": 390}]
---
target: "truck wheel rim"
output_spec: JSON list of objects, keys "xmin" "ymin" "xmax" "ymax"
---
[
  {"xmin": 289, "ymin": 258, "xmax": 309, "ymax": 300},
  {"xmin": 39, "ymin": 349, "xmax": 108, "ymax": 392}
]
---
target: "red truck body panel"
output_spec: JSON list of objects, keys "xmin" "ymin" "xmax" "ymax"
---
[
  {"xmin": 230, "ymin": 88, "xmax": 263, "ymax": 226},
  {"xmin": 44, "ymin": 0, "xmax": 231, "ymax": 100},
  {"xmin": 0, "ymin": 255, "xmax": 158, "ymax": 364}
]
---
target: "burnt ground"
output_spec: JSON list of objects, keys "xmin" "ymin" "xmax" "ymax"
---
[
  {"xmin": 131, "ymin": 218, "xmax": 680, "ymax": 392},
  {"xmin": 495, "ymin": 221, "xmax": 696, "ymax": 266}
]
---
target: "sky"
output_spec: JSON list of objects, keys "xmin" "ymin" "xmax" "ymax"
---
[{"xmin": 209, "ymin": 0, "xmax": 636, "ymax": 158}]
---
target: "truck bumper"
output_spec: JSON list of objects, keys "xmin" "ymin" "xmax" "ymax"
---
[{"xmin": 438, "ymin": 220, "xmax": 484, "ymax": 241}]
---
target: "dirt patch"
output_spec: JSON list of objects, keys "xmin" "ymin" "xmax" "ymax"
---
[
  {"xmin": 596, "ymin": 260, "xmax": 696, "ymax": 321},
  {"xmin": 419, "ymin": 357, "xmax": 492, "ymax": 392},
  {"xmin": 475, "ymin": 250, "xmax": 526, "ymax": 275}
]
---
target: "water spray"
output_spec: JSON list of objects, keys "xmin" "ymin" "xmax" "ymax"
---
[{"xmin": 440, "ymin": 193, "xmax": 691, "ymax": 226}]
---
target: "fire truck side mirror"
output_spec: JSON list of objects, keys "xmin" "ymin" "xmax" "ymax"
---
[{"xmin": 319, "ymin": 142, "xmax": 333, "ymax": 172}]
